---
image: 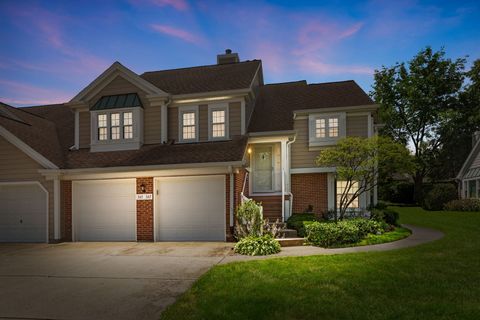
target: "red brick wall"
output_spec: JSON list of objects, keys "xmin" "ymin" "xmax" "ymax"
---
[
  {"xmin": 136, "ymin": 177, "xmax": 154, "ymax": 241},
  {"xmin": 291, "ymin": 173, "xmax": 328, "ymax": 217},
  {"xmin": 61, "ymin": 180, "xmax": 72, "ymax": 241}
]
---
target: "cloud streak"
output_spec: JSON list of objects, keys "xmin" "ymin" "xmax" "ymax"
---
[{"xmin": 151, "ymin": 23, "xmax": 203, "ymax": 45}]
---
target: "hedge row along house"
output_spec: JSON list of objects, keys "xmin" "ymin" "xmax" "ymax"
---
[{"xmin": 0, "ymin": 50, "xmax": 379, "ymax": 243}]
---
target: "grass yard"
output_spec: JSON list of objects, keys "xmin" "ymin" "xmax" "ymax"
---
[{"xmin": 161, "ymin": 207, "xmax": 480, "ymax": 320}]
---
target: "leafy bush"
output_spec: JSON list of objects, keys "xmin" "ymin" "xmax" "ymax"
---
[
  {"xmin": 380, "ymin": 181, "xmax": 415, "ymax": 204},
  {"xmin": 423, "ymin": 184, "xmax": 458, "ymax": 211},
  {"xmin": 234, "ymin": 234, "xmax": 281, "ymax": 256},
  {"xmin": 305, "ymin": 218, "xmax": 387, "ymax": 247},
  {"xmin": 286, "ymin": 213, "xmax": 319, "ymax": 237},
  {"xmin": 444, "ymin": 199, "xmax": 480, "ymax": 212},
  {"xmin": 371, "ymin": 208, "xmax": 400, "ymax": 226},
  {"xmin": 235, "ymin": 200, "xmax": 263, "ymax": 239}
]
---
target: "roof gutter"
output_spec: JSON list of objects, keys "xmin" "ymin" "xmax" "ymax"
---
[
  {"xmin": 294, "ymin": 104, "xmax": 379, "ymax": 116},
  {"xmin": 248, "ymin": 130, "xmax": 296, "ymax": 137}
]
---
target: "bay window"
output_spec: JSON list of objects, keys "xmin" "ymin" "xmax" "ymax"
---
[
  {"xmin": 123, "ymin": 112, "xmax": 133, "ymax": 139},
  {"xmin": 98, "ymin": 114, "xmax": 107, "ymax": 141}
]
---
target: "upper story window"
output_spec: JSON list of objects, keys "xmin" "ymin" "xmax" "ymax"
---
[
  {"xmin": 90, "ymin": 93, "xmax": 143, "ymax": 152},
  {"xmin": 208, "ymin": 104, "xmax": 229, "ymax": 140},
  {"xmin": 309, "ymin": 112, "xmax": 346, "ymax": 147},
  {"xmin": 179, "ymin": 106, "xmax": 199, "ymax": 143}
]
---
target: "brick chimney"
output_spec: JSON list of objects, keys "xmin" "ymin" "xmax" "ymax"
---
[{"xmin": 217, "ymin": 49, "xmax": 240, "ymax": 65}]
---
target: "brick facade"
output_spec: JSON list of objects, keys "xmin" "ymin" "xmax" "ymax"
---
[
  {"xmin": 61, "ymin": 180, "xmax": 72, "ymax": 241},
  {"xmin": 136, "ymin": 177, "xmax": 154, "ymax": 241},
  {"xmin": 291, "ymin": 173, "xmax": 328, "ymax": 217}
]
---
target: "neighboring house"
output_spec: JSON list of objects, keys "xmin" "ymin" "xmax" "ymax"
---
[
  {"xmin": 0, "ymin": 50, "xmax": 379, "ymax": 243},
  {"xmin": 457, "ymin": 131, "xmax": 480, "ymax": 199}
]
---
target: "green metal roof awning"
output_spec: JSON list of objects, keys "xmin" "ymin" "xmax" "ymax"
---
[
  {"xmin": 91, "ymin": 93, "xmax": 143, "ymax": 111},
  {"xmin": 464, "ymin": 167, "xmax": 480, "ymax": 179}
]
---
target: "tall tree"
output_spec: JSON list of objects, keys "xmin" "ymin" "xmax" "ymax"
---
[
  {"xmin": 371, "ymin": 47, "xmax": 466, "ymax": 202},
  {"xmin": 432, "ymin": 59, "xmax": 480, "ymax": 179}
]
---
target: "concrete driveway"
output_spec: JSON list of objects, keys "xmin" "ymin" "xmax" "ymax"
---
[{"xmin": 0, "ymin": 242, "xmax": 233, "ymax": 320}]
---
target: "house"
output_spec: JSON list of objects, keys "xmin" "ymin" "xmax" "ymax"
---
[
  {"xmin": 457, "ymin": 131, "xmax": 480, "ymax": 199},
  {"xmin": 0, "ymin": 50, "xmax": 379, "ymax": 243}
]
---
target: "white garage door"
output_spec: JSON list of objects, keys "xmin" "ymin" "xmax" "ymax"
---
[
  {"xmin": 73, "ymin": 179, "xmax": 136, "ymax": 241},
  {"xmin": 0, "ymin": 183, "xmax": 47, "ymax": 242},
  {"xmin": 156, "ymin": 176, "xmax": 225, "ymax": 241}
]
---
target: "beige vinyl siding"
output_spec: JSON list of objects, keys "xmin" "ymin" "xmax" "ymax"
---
[
  {"xmin": 199, "ymin": 104, "xmax": 208, "ymax": 141},
  {"xmin": 168, "ymin": 106, "xmax": 178, "ymax": 141},
  {"xmin": 229, "ymin": 101, "xmax": 241, "ymax": 138},
  {"xmin": 291, "ymin": 118, "xmax": 318, "ymax": 168},
  {"xmin": 291, "ymin": 114, "xmax": 371, "ymax": 168},
  {"xmin": 79, "ymin": 111, "xmax": 90, "ymax": 148},
  {"xmin": 346, "ymin": 115, "xmax": 369, "ymax": 137},
  {"xmin": 0, "ymin": 137, "xmax": 55, "ymax": 240},
  {"xmin": 144, "ymin": 106, "xmax": 162, "ymax": 144}
]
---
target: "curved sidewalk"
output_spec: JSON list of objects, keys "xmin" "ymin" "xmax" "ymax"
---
[{"xmin": 219, "ymin": 224, "xmax": 444, "ymax": 264}]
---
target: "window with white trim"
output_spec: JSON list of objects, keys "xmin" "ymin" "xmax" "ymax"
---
[
  {"xmin": 98, "ymin": 114, "xmax": 107, "ymax": 141},
  {"xmin": 123, "ymin": 112, "xmax": 133, "ymax": 139},
  {"xmin": 178, "ymin": 106, "xmax": 198, "ymax": 142},
  {"xmin": 309, "ymin": 113, "xmax": 346, "ymax": 146},
  {"xmin": 111, "ymin": 113, "xmax": 120, "ymax": 140},
  {"xmin": 208, "ymin": 104, "xmax": 229, "ymax": 140},
  {"xmin": 336, "ymin": 180, "xmax": 359, "ymax": 209}
]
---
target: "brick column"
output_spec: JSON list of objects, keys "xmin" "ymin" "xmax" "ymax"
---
[
  {"xmin": 136, "ymin": 177, "xmax": 154, "ymax": 241},
  {"xmin": 61, "ymin": 180, "xmax": 72, "ymax": 241}
]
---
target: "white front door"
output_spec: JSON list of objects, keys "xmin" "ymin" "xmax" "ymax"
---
[
  {"xmin": 73, "ymin": 179, "xmax": 136, "ymax": 241},
  {"xmin": 156, "ymin": 175, "xmax": 225, "ymax": 241},
  {"xmin": 253, "ymin": 145, "xmax": 274, "ymax": 192},
  {"xmin": 0, "ymin": 183, "xmax": 47, "ymax": 242}
]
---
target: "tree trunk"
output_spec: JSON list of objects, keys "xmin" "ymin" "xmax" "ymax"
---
[{"xmin": 413, "ymin": 172, "xmax": 424, "ymax": 204}]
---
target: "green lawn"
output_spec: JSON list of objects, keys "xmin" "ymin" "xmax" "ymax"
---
[
  {"xmin": 162, "ymin": 208, "xmax": 480, "ymax": 319},
  {"xmin": 339, "ymin": 226, "xmax": 411, "ymax": 247}
]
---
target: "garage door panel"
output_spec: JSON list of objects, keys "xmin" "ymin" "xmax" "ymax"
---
[
  {"xmin": 73, "ymin": 179, "xmax": 136, "ymax": 241},
  {"xmin": 0, "ymin": 184, "xmax": 47, "ymax": 242},
  {"xmin": 156, "ymin": 176, "xmax": 225, "ymax": 241}
]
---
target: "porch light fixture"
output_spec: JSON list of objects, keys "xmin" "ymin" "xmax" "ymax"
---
[
  {"xmin": 140, "ymin": 184, "xmax": 146, "ymax": 193},
  {"xmin": 247, "ymin": 147, "xmax": 252, "ymax": 154}
]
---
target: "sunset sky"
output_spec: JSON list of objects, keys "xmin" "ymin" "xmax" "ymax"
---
[{"xmin": 1, "ymin": 0, "xmax": 479, "ymax": 106}]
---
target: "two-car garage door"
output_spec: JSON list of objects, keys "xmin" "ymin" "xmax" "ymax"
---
[{"xmin": 72, "ymin": 176, "xmax": 225, "ymax": 242}]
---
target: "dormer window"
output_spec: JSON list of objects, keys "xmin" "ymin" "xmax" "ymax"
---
[
  {"xmin": 309, "ymin": 113, "xmax": 346, "ymax": 147},
  {"xmin": 179, "ymin": 106, "xmax": 199, "ymax": 143},
  {"xmin": 90, "ymin": 93, "xmax": 144, "ymax": 152},
  {"xmin": 208, "ymin": 103, "xmax": 229, "ymax": 141}
]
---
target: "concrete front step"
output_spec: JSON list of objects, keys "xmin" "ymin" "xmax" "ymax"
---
[
  {"xmin": 279, "ymin": 228, "xmax": 298, "ymax": 238},
  {"xmin": 277, "ymin": 237, "xmax": 305, "ymax": 247}
]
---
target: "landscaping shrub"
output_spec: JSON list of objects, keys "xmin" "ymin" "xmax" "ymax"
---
[
  {"xmin": 371, "ymin": 208, "xmax": 400, "ymax": 226},
  {"xmin": 423, "ymin": 183, "xmax": 458, "ymax": 211},
  {"xmin": 235, "ymin": 200, "xmax": 263, "ymax": 239},
  {"xmin": 305, "ymin": 218, "xmax": 387, "ymax": 247},
  {"xmin": 286, "ymin": 213, "xmax": 319, "ymax": 237},
  {"xmin": 234, "ymin": 234, "xmax": 281, "ymax": 256},
  {"xmin": 444, "ymin": 199, "xmax": 480, "ymax": 211}
]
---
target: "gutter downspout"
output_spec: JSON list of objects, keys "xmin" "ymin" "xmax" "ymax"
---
[
  {"xmin": 229, "ymin": 166, "xmax": 234, "ymax": 227},
  {"xmin": 286, "ymin": 135, "xmax": 297, "ymax": 219}
]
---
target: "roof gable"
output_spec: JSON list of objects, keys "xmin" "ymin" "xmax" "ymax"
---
[
  {"xmin": 457, "ymin": 138, "xmax": 480, "ymax": 179},
  {"xmin": 69, "ymin": 62, "xmax": 168, "ymax": 105}
]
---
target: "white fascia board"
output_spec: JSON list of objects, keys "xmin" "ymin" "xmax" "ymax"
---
[
  {"xmin": 291, "ymin": 167, "xmax": 336, "ymax": 174},
  {"xmin": 294, "ymin": 104, "xmax": 379, "ymax": 117},
  {"xmin": 457, "ymin": 139, "xmax": 480, "ymax": 180},
  {"xmin": 171, "ymin": 89, "xmax": 250, "ymax": 104},
  {"xmin": 248, "ymin": 130, "xmax": 296, "ymax": 137},
  {"xmin": 70, "ymin": 62, "xmax": 168, "ymax": 103},
  {"xmin": 0, "ymin": 126, "xmax": 59, "ymax": 169}
]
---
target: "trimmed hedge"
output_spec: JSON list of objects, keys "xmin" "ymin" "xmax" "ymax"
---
[
  {"xmin": 234, "ymin": 234, "xmax": 281, "ymax": 256},
  {"xmin": 444, "ymin": 199, "xmax": 480, "ymax": 212},
  {"xmin": 286, "ymin": 213, "xmax": 319, "ymax": 237},
  {"xmin": 370, "ymin": 208, "xmax": 400, "ymax": 226},
  {"xmin": 305, "ymin": 218, "xmax": 387, "ymax": 247}
]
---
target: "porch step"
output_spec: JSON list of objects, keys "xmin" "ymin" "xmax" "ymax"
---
[
  {"xmin": 277, "ymin": 237, "xmax": 305, "ymax": 247},
  {"xmin": 250, "ymin": 195, "xmax": 283, "ymax": 220},
  {"xmin": 279, "ymin": 228, "xmax": 298, "ymax": 238}
]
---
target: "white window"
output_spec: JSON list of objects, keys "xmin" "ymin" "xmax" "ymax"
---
[
  {"xmin": 336, "ymin": 180, "xmax": 359, "ymax": 209},
  {"xmin": 179, "ymin": 106, "xmax": 199, "ymax": 142},
  {"xmin": 123, "ymin": 112, "xmax": 133, "ymax": 139},
  {"xmin": 208, "ymin": 104, "xmax": 229, "ymax": 140},
  {"xmin": 98, "ymin": 114, "xmax": 107, "ymax": 141},
  {"xmin": 111, "ymin": 113, "xmax": 120, "ymax": 140},
  {"xmin": 309, "ymin": 113, "xmax": 346, "ymax": 146}
]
